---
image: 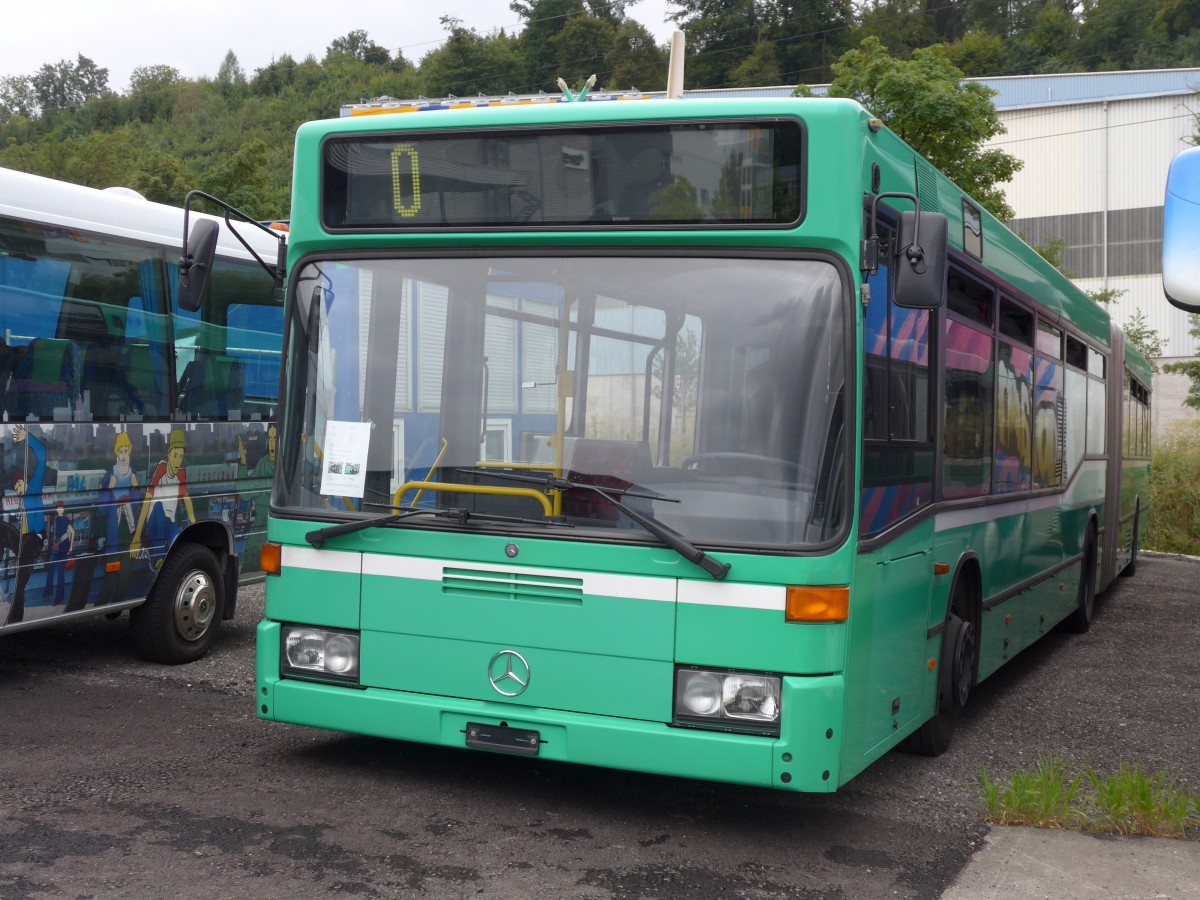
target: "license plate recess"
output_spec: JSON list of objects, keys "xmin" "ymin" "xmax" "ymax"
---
[{"xmin": 465, "ymin": 722, "xmax": 541, "ymax": 756}]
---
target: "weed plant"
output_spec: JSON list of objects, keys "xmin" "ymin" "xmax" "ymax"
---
[
  {"xmin": 1149, "ymin": 420, "xmax": 1200, "ymax": 556},
  {"xmin": 981, "ymin": 755, "xmax": 1200, "ymax": 839}
]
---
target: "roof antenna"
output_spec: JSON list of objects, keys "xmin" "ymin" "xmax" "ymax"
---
[{"xmin": 557, "ymin": 74, "xmax": 596, "ymax": 102}]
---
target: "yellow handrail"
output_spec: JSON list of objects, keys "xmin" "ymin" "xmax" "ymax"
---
[{"xmin": 393, "ymin": 480, "xmax": 554, "ymax": 516}]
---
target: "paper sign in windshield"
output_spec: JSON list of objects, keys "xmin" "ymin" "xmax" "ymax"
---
[{"xmin": 320, "ymin": 420, "xmax": 371, "ymax": 498}]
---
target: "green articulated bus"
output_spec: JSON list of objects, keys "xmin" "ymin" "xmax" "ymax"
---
[{"xmin": 202, "ymin": 92, "xmax": 1150, "ymax": 791}]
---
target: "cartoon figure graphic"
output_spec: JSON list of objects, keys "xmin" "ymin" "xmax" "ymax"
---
[
  {"xmin": 43, "ymin": 500, "xmax": 76, "ymax": 606},
  {"xmin": 239, "ymin": 423, "xmax": 276, "ymax": 480},
  {"xmin": 4, "ymin": 425, "xmax": 48, "ymax": 625},
  {"xmin": 85, "ymin": 431, "xmax": 141, "ymax": 610},
  {"xmin": 238, "ymin": 423, "xmax": 276, "ymax": 571},
  {"xmin": 130, "ymin": 429, "xmax": 195, "ymax": 569}
]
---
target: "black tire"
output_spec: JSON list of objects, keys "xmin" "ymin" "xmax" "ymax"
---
[
  {"xmin": 130, "ymin": 542, "xmax": 223, "ymax": 664},
  {"xmin": 904, "ymin": 603, "xmax": 977, "ymax": 757},
  {"xmin": 1120, "ymin": 509, "xmax": 1139, "ymax": 578},
  {"xmin": 1064, "ymin": 525, "xmax": 1098, "ymax": 633}
]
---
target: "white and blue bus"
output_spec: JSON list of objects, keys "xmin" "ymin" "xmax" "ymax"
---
[{"xmin": 0, "ymin": 166, "xmax": 284, "ymax": 662}]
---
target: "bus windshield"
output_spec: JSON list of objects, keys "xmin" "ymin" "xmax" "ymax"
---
[{"xmin": 278, "ymin": 254, "xmax": 848, "ymax": 548}]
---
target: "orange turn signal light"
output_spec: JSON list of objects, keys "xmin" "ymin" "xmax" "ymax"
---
[
  {"xmin": 261, "ymin": 541, "xmax": 282, "ymax": 576},
  {"xmin": 105, "ymin": 561, "xmax": 121, "ymax": 574},
  {"xmin": 785, "ymin": 585, "xmax": 849, "ymax": 623}
]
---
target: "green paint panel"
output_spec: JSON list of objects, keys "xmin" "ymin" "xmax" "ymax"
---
[
  {"xmin": 675, "ymin": 604, "xmax": 846, "ymax": 674},
  {"xmin": 265, "ymin": 565, "xmax": 361, "ymax": 630},
  {"xmin": 360, "ymin": 631, "xmax": 672, "ymax": 720},
  {"xmin": 260, "ymin": 663, "xmax": 845, "ymax": 791},
  {"xmin": 361, "ymin": 573, "xmax": 674, "ymax": 660}
]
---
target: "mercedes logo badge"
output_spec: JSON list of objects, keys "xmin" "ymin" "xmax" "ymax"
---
[{"xmin": 488, "ymin": 649, "xmax": 531, "ymax": 697}]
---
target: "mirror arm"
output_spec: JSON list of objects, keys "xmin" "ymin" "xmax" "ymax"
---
[
  {"xmin": 863, "ymin": 191, "xmax": 923, "ymax": 275},
  {"xmin": 181, "ymin": 190, "xmax": 286, "ymax": 286}
]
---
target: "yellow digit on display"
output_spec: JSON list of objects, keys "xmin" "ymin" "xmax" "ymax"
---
[{"xmin": 391, "ymin": 145, "xmax": 421, "ymax": 218}]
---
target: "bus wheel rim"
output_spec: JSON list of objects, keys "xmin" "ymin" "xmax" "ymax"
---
[
  {"xmin": 952, "ymin": 621, "xmax": 975, "ymax": 708},
  {"xmin": 174, "ymin": 570, "xmax": 216, "ymax": 642}
]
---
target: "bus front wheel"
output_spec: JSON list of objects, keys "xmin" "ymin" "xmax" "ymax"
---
[
  {"xmin": 131, "ymin": 542, "xmax": 223, "ymax": 664},
  {"xmin": 905, "ymin": 608, "xmax": 976, "ymax": 757}
]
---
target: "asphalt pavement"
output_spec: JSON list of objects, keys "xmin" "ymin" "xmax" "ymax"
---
[
  {"xmin": 0, "ymin": 552, "xmax": 1196, "ymax": 898},
  {"xmin": 942, "ymin": 550, "xmax": 1200, "ymax": 900}
]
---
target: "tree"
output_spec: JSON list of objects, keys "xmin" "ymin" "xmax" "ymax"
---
[
  {"xmin": 216, "ymin": 51, "xmax": 247, "ymax": 95},
  {"xmin": 419, "ymin": 18, "xmax": 523, "ymax": 97},
  {"xmin": 0, "ymin": 75, "xmax": 37, "ymax": 124},
  {"xmin": 32, "ymin": 54, "xmax": 109, "ymax": 113},
  {"xmin": 605, "ymin": 20, "xmax": 668, "ymax": 90},
  {"xmin": 762, "ymin": 0, "xmax": 856, "ymax": 85},
  {"xmin": 668, "ymin": 0, "xmax": 760, "ymax": 88},
  {"xmin": 730, "ymin": 38, "xmax": 782, "ymax": 86},
  {"xmin": 325, "ymin": 30, "xmax": 391, "ymax": 65},
  {"xmin": 824, "ymin": 36, "xmax": 1022, "ymax": 220},
  {"xmin": 1077, "ymin": 0, "xmax": 1154, "ymax": 70},
  {"xmin": 1124, "ymin": 309, "xmax": 1165, "ymax": 373},
  {"xmin": 944, "ymin": 29, "xmax": 1007, "ymax": 77},
  {"xmin": 127, "ymin": 65, "xmax": 181, "ymax": 123},
  {"xmin": 855, "ymin": 0, "xmax": 943, "ymax": 62},
  {"xmin": 1164, "ymin": 316, "xmax": 1200, "ymax": 407}
]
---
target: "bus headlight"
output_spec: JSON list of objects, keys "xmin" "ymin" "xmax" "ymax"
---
[
  {"xmin": 674, "ymin": 667, "xmax": 781, "ymax": 735},
  {"xmin": 281, "ymin": 626, "xmax": 360, "ymax": 682}
]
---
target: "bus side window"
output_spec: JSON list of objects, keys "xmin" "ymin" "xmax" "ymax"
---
[
  {"xmin": 861, "ymin": 224, "xmax": 934, "ymax": 537},
  {"xmin": 171, "ymin": 256, "xmax": 274, "ymax": 421},
  {"xmin": 1, "ymin": 216, "xmax": 170, "ymax": 422}
]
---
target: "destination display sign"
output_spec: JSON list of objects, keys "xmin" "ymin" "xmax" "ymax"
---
[{"xmin": 322, "ymin": 120, "xmax": 803, "ymax": 230}]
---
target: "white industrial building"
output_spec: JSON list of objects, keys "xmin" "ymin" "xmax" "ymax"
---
[
  {"xmin": 393, "ymin": 71, "xmax": 1200, "ymax": 432},
  {"xmin": 680, "ymin": 71, "xmax": 1200, "ymax": 432},
  {"xmin": 976, "ymin": 69, "xmax": 1200, "ymax": 434}
]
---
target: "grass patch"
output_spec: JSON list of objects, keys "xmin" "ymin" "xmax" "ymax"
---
[
  {"xmin": 981, "ymin": 755, "xmax": 1200, "ymax": 839},
  {"xmin": 1149, "ymin": 420, "xmax": 1200, "ymax": 556}
]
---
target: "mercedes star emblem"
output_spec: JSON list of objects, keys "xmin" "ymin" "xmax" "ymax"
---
[{"xmin": 488, "ymin": 649, "xmax": 531, "ymax": 697}]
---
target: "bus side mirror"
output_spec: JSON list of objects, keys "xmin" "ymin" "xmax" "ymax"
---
[
  {"xmin": 179, "ymin": 218, "xmax": 219, "ymax": 312},
  {"xmin": 893, "ymin": 211, "xmax": 947, "ymax": 309},
  {"xmin": 1163, "ymin": 146, "xmax": 1200, "ymax": 314}
]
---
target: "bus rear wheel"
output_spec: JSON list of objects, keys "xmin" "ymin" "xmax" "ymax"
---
[
  {"xmin": 130, "ymin": 542, "xmax": 223, "ymax": 664},
  {"xmin": 1120, "ymin": 507, "xmax": 1139, "ymax": 578},
  {"xmin": 1063, "ymin": 526, "xmax": 1097, "ymax": 633},
  {"xmin": 905, "ymin": 608, "xmax": 976, "ymax": 757}
]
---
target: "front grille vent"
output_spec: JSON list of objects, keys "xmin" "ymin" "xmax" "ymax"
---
[{"xmin": 442, "ymin": 567, "xmax": 584, "ymax": 604}]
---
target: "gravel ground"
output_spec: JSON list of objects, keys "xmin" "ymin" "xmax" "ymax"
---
[{"xmin": 0, "ymin": 552, "xmax": 1196, "ymax": 900}]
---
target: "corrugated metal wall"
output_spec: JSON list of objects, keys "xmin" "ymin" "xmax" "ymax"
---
[{"xmin": 988, "ymin": 92, "xmax": 1200, "ymax": 359}]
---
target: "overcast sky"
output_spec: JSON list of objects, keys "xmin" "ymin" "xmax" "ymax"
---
[{"xmin": 2, "ymin": 0, "xmax": 678, "ymax": 96}]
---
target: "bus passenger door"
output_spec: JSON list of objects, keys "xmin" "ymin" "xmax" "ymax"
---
[
  {"xmin": 852, "ymin": 230, "xmax": 937, "ymax": 752},
  {"xmin": 852, "ymin": 530, "xmax": 934, "ymax": 751}
]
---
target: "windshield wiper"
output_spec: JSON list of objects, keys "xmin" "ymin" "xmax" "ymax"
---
[
  {"xmin": 306, "ymin": 504, "xmax": 574, "ymax": 548},
  {"xmin": 460, "ymin": 468, "xmax": 731, "ymax": 581},
  {"xmin": 306, "ymin": 508, "xmax": 436, "ymax": 547}
]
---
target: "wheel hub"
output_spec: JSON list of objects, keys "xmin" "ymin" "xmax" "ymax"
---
[{"xmin": 174, "ymin": 570, "xmax": 216, "ymax": 642}]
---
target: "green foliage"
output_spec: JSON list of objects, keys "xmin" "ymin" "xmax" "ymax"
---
[
  {"xmin": 980, "ymin": 755, "xmax": 1085, "ymax": 828},
  {"xmin": 2, "ymin": 5, "xmax": 1199, "ymax": 224},
  {"xmin": 1082, "ymin": 761, "xmax": 1200, "ymax": 838},
  {"xmin": 1123, "ymin": 309, "xmax": 1164, "ymax": 372},
  {"xmin": 1029, "ymin": 235, "xmax": 1069, "ymax": 271},
  {"xmin": 33, "ymin": 54, "xmax": 109, "ymax": 112},
  {"xmin": 827, "ymin": 37, "xmax": 1022, "ymax": 220},
  {"xmin": 1148, "ymin": 419, "xmax": 1200, "ymax": 554},
  {"xmin": 1162, "ymin": 315, "xmax": 1200, "ymax": 408},
  {"xmin": 981, "ymin": 755, "xmax": 1200, "ymax": 838}
]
